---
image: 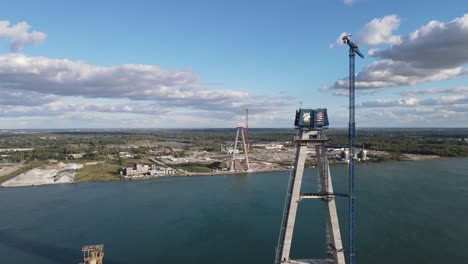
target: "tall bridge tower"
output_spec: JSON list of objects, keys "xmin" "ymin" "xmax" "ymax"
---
[
  {"xmin": 275, "ymin": 108, "xmax": 346, "ymax": 264},
  {"xmin": 230, "ymin": 123, "xmax": 250, "ymax": 171}
]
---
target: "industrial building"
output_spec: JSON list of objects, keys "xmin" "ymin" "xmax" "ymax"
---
[
  {"xmin": 252, "ymin": 144, "xmax": 284, "ymax": 149},
  {"xmin": 120, "ymin": 164, "xmax": 175, "ymax": 178}
]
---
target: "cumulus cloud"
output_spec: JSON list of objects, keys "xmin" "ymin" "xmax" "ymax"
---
[
  {"xmin": 0, "ymin": 101, "xmax": 169, "ymax": 118},
  {"xmin": 0, "ymin": 54, "xmax": 212, "ymax": 101},
  {"xmin": 44, "ymin": 101, "xmax": 169, "ymax": 115},
  {"xmin": 0, "ymin": 53, "xmax": 294, "ymax": 122},
  {"xmin": 0, "ymin": 20, "xmax": 46, "ymax": 51},
  {"xmin": 0, "ymin": 54, "xmax": 253, "ymax": 109},
  {"xmin": 329, "ymin": 32, "xmax": 350, "ymax": 48},
  {"xmin": 343, "ymin": 0, "xmax": 356, "ymax": 5},
  {"xmin": 0, "ymin": 90, "xmax": 60, "ymax": 106},
  {"xmin": 370, "ymin": 14, "xmax": 468, "ymax": 69},
  {"xmin": 327, "ymin": 14, "xmax": 468, "ymax": 92},
  {"xmin": 0, "ymin": 100, "xmax": 297, "ymax": 128},
  {"xmin": 356, "ymin": 15, "xmax": 402, "ymax": 46},
  {"xmin": 445, "ymin": 104, "xmax": 468, "ymax": 112},
  {"xmin": 355, "ymin": 85, "xmax": 468, "ymax": 126},
  {"xmin": 400, "ymin": 86, "xmax": 468, "ymax": 96},
  {"xmin": 366, "ymin": 106, "xmax": 466, "ymax": 126},
  {"xmin": 360, "ymin": 95, "xmax": 468, "ymax": 108},
  {"xmin": 330, "ymin": 59, "xmax": 466, "ymax": 89},
  {"xmin": 333, "ymin": 90, "xmax": 349, "ymax": 96}
]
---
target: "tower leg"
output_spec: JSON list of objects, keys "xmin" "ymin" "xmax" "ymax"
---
[
  {"xmin": 325, "ymin": 165, "xmax": 346, "ymax": 264},
  {"xmin": 241, "ymin": 129, "xmax": 250, "ymax": 171},
  {"xmin": 275, "ymin": 130, "xmax": 309, "ymax": 263},
  {"xmin": 317, "ymin": 144, "xmax": 346, "ymax": 264},
  {"xmin": 230, "ymin": 128, "xmax": 240, "ymax": 171},
  {"xmin": 275, "ymin": 131, "xmax": 346, "ymax": 264}
]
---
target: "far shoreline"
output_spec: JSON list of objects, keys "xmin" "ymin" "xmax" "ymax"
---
[{"xmin": 2, "ymin": 155, "xmax": 465, "ymax": 189}]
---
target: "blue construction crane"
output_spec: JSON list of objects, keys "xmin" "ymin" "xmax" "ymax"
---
[{"xmin": 342, "ymin": 35, "xmax": 363, "ymax": 264}]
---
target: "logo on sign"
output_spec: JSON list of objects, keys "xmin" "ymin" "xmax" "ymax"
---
[{"xmin": 303, "ymin": 112, "xmax": 311, "ymax": 125}]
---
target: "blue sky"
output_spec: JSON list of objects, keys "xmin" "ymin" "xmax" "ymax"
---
[{"xmin": 0, "ymin": 0, "xmax": 467, "ymax": 128}]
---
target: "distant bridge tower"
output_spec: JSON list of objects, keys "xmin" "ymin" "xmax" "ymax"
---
[
  {"xmin": 230, "ymin": 123, "xmax": 250, "ymax": 171},
  {"xmin": 275, "ymin": 108, "xmax": 346, "ymax": 264},
  {"xmin": 244, "ymin": 108, "xmax": 249, "ymax": 156}
]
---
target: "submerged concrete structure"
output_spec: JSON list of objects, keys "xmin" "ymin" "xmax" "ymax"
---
[
  {"xmin": 275, "ymin": 109, "xmax": 345, "ymax": 264},
  {"xmin": 82, "ymin": 244, "xmax": 104, "ymax": 264}
]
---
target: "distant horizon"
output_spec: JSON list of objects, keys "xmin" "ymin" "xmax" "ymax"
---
[{"xmin": 2, "ymin": 127, "xmax": 468, "ymax": 131}]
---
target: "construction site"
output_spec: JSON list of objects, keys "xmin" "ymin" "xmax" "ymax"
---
[
  {"xmin": 1, "ymin": 34, "xmax": 364, "ymax": 264},
  {"xmin": 3, "ymin": 4, "xmax": 467, "ymax": 262}
]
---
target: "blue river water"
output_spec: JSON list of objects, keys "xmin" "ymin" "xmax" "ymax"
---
[{"xmin": 0, "ymin": 158, "xmax": 467, "ymax": 264}]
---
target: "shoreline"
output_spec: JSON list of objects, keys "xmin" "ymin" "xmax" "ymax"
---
[{"xmin": 1, "ymin": 155, "xmax": 465, "ymax": 188}]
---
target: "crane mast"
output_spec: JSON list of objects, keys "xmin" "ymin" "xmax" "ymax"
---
[{"xmin": 342, "ymin": 35, "xmax": 364, "ymax": 264}]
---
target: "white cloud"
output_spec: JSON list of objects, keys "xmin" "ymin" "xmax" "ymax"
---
[
  {"xmin": 327, "ymin": 14, "xmax": 468, "ymax": 92},
  {"xmin": 333, "ymin": 90, "xmax": 349, "ymax": 96},
  {"xmin": 400, "ymin": 86, "xmax": 468, "ymax": 96},
  {"xmin": 44, "ymin": 101, "xmax": 169, "ymax": 115},
  {"xmin": 0, "ymin": 102, "xmax": 168, "ymax": 118},
  {"xmin": 343, "ymin": 0, "xmax": 356, "ymax": 5},
  {"xmin": 360, "ymin": 95, "xmax": 468, "ymax": 108},
  {"xmin": 362, "ymin": 107, "xmax": 467, "ymax": 127},
  {"xmin": 330, "ymin": 59, "xmax": 466, "ymax": 89},
  {"xmin": 329, "ymin": 32, "xmax": 350, "ymax": 48},
  {"xmin": 0, "ymin": 90, "xmax": 60, "ymax": 106},
  {"xmin": 353, "ymin": 85, "xmax": 468, "ymax": 126},
  {"xmin": 0, "ymin": 54, "xmax": 254, "ymax": 110},
  {"xmin": 0, "ymin": 101, "xmax": 298, "ymax": 128},
  {"xmin": 0, "ymin": 20, "xmax": 46, "ymax": 51},
  {"xmin": 356, "ymin": 15, "xmax": 402, "ymax": 46},
  {"xmin": 371, "ymin": 14, "xmax": 468, "ymax": 69},
  {"xmin": 0, "ymin": 53, "xmax": 295, "ymax": 126}
]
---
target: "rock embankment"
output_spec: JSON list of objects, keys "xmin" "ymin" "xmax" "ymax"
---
[{"xmin": 1, "ymin": 163, "xmax": 83, "ymax": 187}]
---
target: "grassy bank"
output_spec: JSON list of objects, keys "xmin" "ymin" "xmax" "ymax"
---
[
  {"xmin": 75, "ymin": 163, "xmax": 122, "ymax": 182},
  {"xmin": 172, "ymin": 161, "xmax": 227, "ymax": 173}
]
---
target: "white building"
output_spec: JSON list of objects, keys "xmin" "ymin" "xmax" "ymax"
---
[
  {"xmin": 225, "ymin": 148, "xmax": 240, "ymax": 154},
  {"xmin": 68, "ymin": 153, "xmax": 85, "ymax": 159},
  {"xmin": 119, "ymin": 152, "xmax": 135, "ymax": 158},
  {"xmin": 252, "ymin": 144, "xmax": 284, "ymax": 149}
]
